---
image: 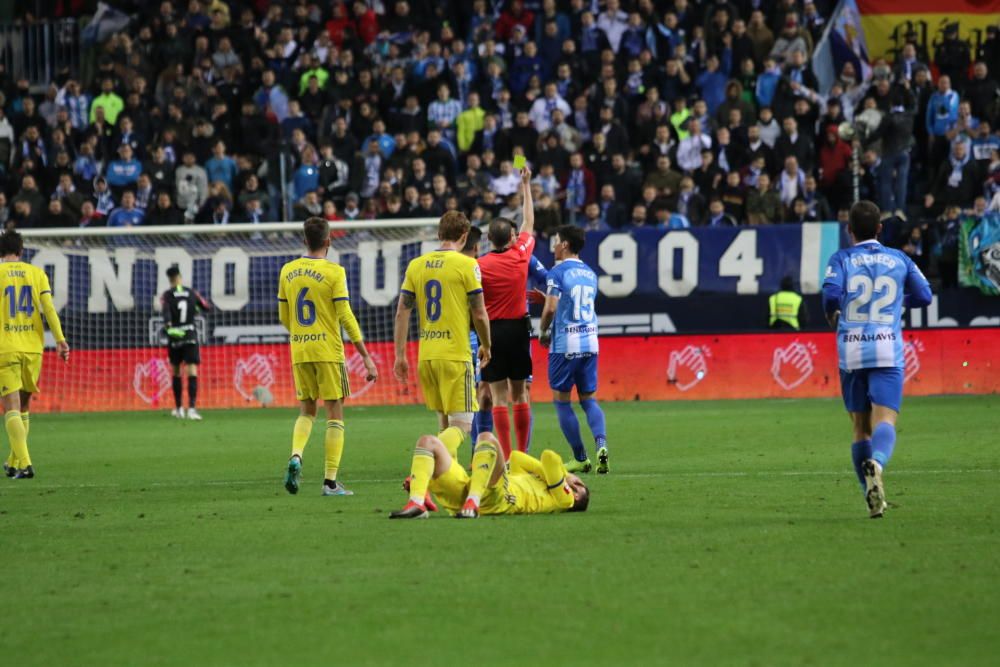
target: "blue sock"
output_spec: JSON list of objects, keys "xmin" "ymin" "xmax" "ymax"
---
[
  {"xmin": 471, "ymin": 412, "xmax": 481, "ymax": 442},
  {"xmin": 580, "ymin": 399, "xmax": 607, "ymax": 451},
  {"xmin": 479, "ymin": 408, "xmax": 493, "ymax": 435},
  {"xmin": 554, "ymin": 400, "xmax": 587, "ymax": 462},
  {"xmin": 851, "ymin": 439, "xmax": 872, "ymax": 491},
  {"xmin": 871, "ymin": 422, "xmax": 896, "ymax": 468}
]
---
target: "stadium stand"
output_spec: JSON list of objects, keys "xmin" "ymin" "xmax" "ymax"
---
[{"xmin": 0, "ymin": 1, "xmax": 997, "ymax": 286}]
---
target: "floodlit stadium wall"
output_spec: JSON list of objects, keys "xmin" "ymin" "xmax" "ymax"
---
[{"xmin": 18, "ymin": 222, "xmax": 1000, "ymax": 413}]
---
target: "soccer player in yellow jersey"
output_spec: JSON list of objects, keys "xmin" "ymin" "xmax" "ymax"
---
[
  {"xmin": 1, "ymin": 230, "xmax": 70, "ymax": 479},
  {"xmin": 393, "ymin": 211, "xmax": 491, "ymax": 459},
  {"xmin": 277, "ymin": 218, "xmax": 378, "ymax": 496},
  {"xmin": 388, "ymin": 431, "xmax": 590, "ymax": 519}
]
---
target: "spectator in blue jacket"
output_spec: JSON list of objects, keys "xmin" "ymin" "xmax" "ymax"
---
[
  {"xmin": 107, "ymin": 191, "xmax": 145, "ymax": 227},
  {"xmin": 755, "ymin": 57, "xmax": 781, "ymax": 108},
  {"xmin": 363, "ymin": 119, "xmax": 396, "ymax": 158},
  {"xmin": 695, "ymin": 50, "xmax": 732, "ymax": 115},
  {"xmin": 204, "ymin": 140, "xmax": 238, "ymax": 192},
  {"xmin": 293, "ymin": 146, "xmax": 320, "ymax": 199},
  {"xmin": 926, "ymin": 74, "xmax": 960, "ymax": 166},
  {"xmin": 105, "ymin": 144, "xmax": 142, "ymax": 194}
]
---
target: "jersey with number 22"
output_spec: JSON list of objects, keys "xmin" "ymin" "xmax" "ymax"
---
[{"xmin": 822, "ymin": 240, "xmax": 931, "ymax": 371}]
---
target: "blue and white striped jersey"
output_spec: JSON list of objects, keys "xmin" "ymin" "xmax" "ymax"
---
[
  {"xmin": 822, "ymin": 240, "xmax": 932, "ymax": 370},
  {"xmin": 546, "ymin": 258, "xmax": 599, "ymax": 355}
]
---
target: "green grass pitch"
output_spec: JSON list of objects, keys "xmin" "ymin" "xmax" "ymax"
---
[{"xmin": 2, "ymin": 396, "xmax": 998, "ymax": 666}]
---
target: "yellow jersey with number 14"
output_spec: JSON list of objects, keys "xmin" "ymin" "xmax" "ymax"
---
[
  {"xmin": 1, "ymin": 260, "xmax": 65, "ymax": 354},
  {"xmin": 400, "ymin": 249, "xmax": 482, "ymax": 362},
  {"xmin": 278, "ymin": 257, "xmax": 350, "ymax": 364}
]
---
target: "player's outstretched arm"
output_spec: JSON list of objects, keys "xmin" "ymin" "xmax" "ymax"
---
[
  {"xmin": 519, "ymin": 166, "xmax": 534, "ymax": 237},
  {"xmin": 393, "ymin": 291, "xmax": 415, "ymax": 381},
  {"xmin": 40, "ymin": 291, "xmax": 70, "ymax": 363},
  {"xmin": 336, "ymin": 300, "xmax": 378, "ymax": 381},
  {"xmin": 469, "ymin": 291, "xmax": 491, "ymax": 368}
]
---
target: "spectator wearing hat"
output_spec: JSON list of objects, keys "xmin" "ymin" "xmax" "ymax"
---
[
  {"xmin": 935, "ymin": 23, "xmax": 971, "ymax": 88},
  {"xmin": 770, "ymin": 16, "xmax": 808, "ymax": 63}
]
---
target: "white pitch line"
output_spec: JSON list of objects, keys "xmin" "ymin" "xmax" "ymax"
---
[{"xmin": 3, "ymin": 469, "xmax": 996, "ymax": 492}]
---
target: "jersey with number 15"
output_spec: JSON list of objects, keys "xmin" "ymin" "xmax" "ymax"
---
[
  {"xmin": 546, "ymin": 258, "xmax": 599, "ymax": 355},
  {"xmin": 822, "ymin": 240, "xmax": 931, "ymax": 371},
  {"xmin": 277, "ymin": 257, "xmax": 350, "ymax": 364},
  {"xmin": 400, "ymin": 249, "xmax": 482, "ymax": 362}
]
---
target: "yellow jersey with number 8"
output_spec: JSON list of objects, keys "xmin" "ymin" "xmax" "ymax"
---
[
  {"xmin": 1, "ymin": 261, "xmax": 62, "ymax": 354},
  {"xmin": 278, "ymin": 257, "xmax": 350, "ymax": 364},
  {"xmin": 400, "ymin": 250, "xmax": 482, "ymax": 362}
]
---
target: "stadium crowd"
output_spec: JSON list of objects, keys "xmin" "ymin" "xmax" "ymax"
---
[{"xmin": 1, "ymin": 1, "xmax": 998, "ymax": 280}]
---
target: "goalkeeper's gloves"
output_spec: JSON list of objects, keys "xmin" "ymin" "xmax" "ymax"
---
[{"xmin": 166, "ymin": 327, "xmax": 187, "ymax": 339}]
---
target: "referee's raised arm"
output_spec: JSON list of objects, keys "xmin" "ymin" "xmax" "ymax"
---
[{"xmin": 519, "ymin": 167, "xmax": 534, "ymax": 237}]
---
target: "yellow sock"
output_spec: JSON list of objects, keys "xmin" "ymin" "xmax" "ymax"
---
[
  {"xmin": 9, "ymin": 412, "xmax": 29, "ymax": 470},
  {"xmin": 4, "ymin": 411, "xmax": 30, "ymax": 468},
  {"xmin": 324, "ymin": 419, "xmax": 345, "ymax": 481},
  {"xmin": 467, "ymin": 441, "xmax": 498, "ymax": 505},
  {"xmin": 291, "ymin": 415, "xmax": 315, "ymax": 458},
  {"xmin": 408, "ymin": 447, "xmax": 435, "ymax": 505},
  {"xmin": 437, "ymin": 426, "xmax": 465, "ymax": 459}
]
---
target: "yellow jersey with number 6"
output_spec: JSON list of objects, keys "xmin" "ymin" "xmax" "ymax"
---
[
  {"xmin": 1, "ymin": 261, "xmax": 63, "ymax": 354},
  {"xmin": 277, "ymin": 257, "xmax": 349, "ymax": 364},
  {"xmin": 400, "ymin": 250, "xmax": 482, "ymax": 362}
]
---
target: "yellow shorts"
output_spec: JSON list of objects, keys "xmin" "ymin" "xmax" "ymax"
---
[
  {"xmin": 418, "ymin": 359, "xmax": 477, "ymax": 414},
  {"xmin": 292, "ymin": 362, "xmax": 350, "ymax": 402},
  {"xmin": 428, "ymin": 459, "xmax": 470, "ymax": 514},
  {"xmin": 0, "ymin": 352, "xmax": 41, "ymax": 396}
]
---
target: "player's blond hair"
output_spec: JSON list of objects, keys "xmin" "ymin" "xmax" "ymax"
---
[{"xmin": 438, "ymin": 210, "xmax": 470, "ymax": 242}]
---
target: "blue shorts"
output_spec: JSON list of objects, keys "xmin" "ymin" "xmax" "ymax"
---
[
  {"xmin": 839, "ymin": 367, "xmax": 904, "ymax": 414},
  {"xmin": 548, "ymin": 353, "xmax": 598, "ymax": 394}
]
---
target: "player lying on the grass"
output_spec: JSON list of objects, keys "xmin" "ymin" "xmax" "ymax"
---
[
  {"xmin": 1, "ymin": 230, "xmax": 70, "ymax": 479},
  {"xmin": 161, "ymin": 266, "xmax": 211, "ymax": 421},
  {"xmin": 389, "ymin": 431, "xmax": 589, "ymax": 519},
  {"xmin": 539, "ymin": 225, "xmax": 609, "ymax": 474},
  {"xmin": 278, "ymin": 218, "xmax": 378, "ymax": 496},
  {"xmin": 822, "ymin": 201, "xmax": 932, "ymax": 518}
]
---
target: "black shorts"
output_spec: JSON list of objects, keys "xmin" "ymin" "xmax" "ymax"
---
[
  {"xmin": 481, "ymin": 318, "xmax": 532, "ymax": 383},
  {"xmin": 168, "ymin": 344, "xmax": 201, "ymax": 367}
]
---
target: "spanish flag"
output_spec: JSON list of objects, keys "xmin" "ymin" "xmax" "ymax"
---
[{"xmin": 857, "ymin": 0, "xmax": 997, "ymax": 65}]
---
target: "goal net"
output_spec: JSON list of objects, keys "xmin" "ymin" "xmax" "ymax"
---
[{"xmin": 20, "ymin": 220, "xmax": 442, "ymax": 413}]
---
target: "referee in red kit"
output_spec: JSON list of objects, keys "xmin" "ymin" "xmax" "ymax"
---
[{"xmin": 477, "ymin": 167, "xmax": 535, "ymax": 456}]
